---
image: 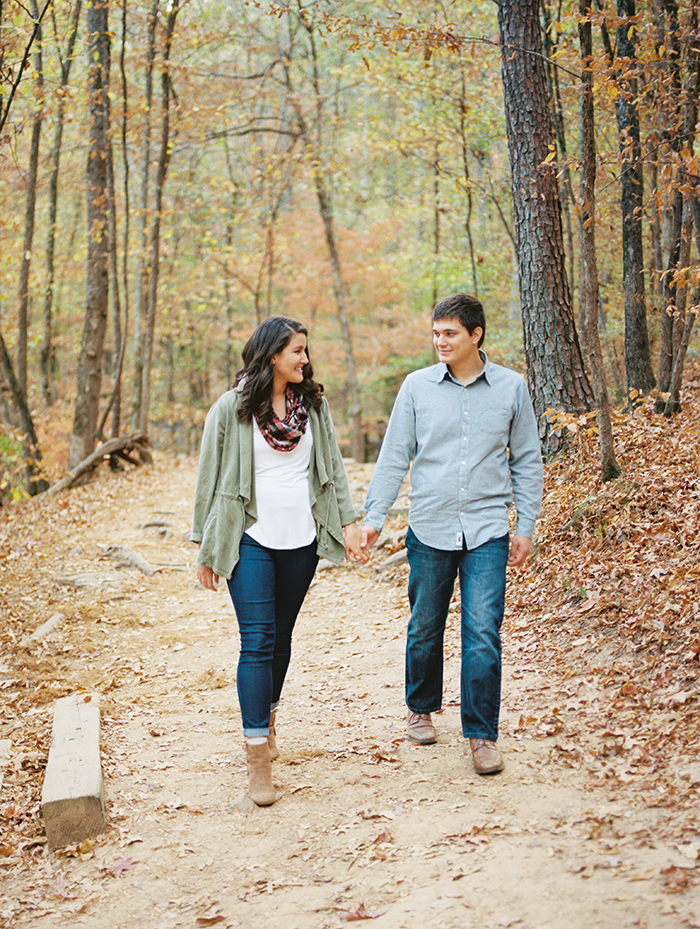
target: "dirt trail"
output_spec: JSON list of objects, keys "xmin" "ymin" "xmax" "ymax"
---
[{"xmin": 1, "ymin": 458, "xmax": 698, "ymax": 929}]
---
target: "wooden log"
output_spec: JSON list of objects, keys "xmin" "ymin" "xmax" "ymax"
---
[
  {"xmin": 41, "ymin": 694, "xmax": 105, "ymax": 850},
  {"xmin": 43, "ymin": 432, "xmax": 151, "ymax": 497}
]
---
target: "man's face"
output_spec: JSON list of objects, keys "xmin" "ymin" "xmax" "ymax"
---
[{"xmin": 432, "ymin": 317, "xmax": 482, "ymax": 370}]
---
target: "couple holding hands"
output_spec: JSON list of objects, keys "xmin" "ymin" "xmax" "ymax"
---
[{"xmin": 191, "ymin": 294, "xmax": 543, "ymax": 806}]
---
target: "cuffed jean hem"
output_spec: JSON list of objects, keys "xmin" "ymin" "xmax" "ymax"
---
[{"xmin": 243, "ymin": 727, "xmax": 270, "ymax": 738}]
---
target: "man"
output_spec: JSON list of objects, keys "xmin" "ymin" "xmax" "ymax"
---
[{"xmin": 361, "ymin": 293, "xmax": 543, "ymax": 775}]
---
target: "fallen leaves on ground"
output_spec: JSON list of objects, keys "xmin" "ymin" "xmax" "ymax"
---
[{"xmin": 0, "ymin": 365, "xmax": 699, "ymax": 918}]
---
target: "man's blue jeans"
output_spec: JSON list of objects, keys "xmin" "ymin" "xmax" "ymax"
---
[
  {"xmin": 404, "ymin": 527, "xmax": 509, "ymax": 742},
  {"xmin": 227, "ymin": 533, "xmax": 318, "ymax": 737}
]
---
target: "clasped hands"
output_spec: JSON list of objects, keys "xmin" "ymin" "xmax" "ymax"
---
[{"xmin": 343, "ymin": 522, "xmax": 370, "ymax": 563}]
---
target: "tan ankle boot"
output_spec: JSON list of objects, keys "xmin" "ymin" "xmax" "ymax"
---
[
  {"xmin": 245, "ymin": 741, "xmax": 276, "ymax": 806},
  {"xmin": 268, "ymin": 709, "xmax": 279, "ymax": 761}
]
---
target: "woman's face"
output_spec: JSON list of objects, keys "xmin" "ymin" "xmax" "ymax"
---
[{"xmin": 271, "ymin": 332, "xmax": 308, "ymax": 387}]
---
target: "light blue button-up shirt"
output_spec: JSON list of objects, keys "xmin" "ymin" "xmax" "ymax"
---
[{"xmin": 364, "ymin": 354, "xmax": 543, "ymax": 551}]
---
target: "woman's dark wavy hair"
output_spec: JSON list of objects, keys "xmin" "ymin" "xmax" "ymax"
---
[{"xmin": 234, "ymin": 316, "xmax": 324, "ymax": 423}]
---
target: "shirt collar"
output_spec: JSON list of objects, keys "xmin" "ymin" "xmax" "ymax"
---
[{"xmin": 435, "ymin": 350, "xmax": 492, "ymax": 386}]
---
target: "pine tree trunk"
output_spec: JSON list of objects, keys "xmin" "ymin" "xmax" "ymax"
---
[{"xmin": 497, "ymin": 0, "xmax": 593, "ymax": 451}]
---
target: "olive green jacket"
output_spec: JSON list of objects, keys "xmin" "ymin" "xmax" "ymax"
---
[{"xmin": 191, "ymin": 385, "xmax": 359, "ymax": 578}]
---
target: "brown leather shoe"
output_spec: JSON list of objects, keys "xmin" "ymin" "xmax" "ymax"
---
[
  {"xmin": 407, "ymin": 711, "xmax": 437, "ymax": 744},
  {"xmin": 470, "ymin": 738, "xmax": 504, "ymax": 775}
]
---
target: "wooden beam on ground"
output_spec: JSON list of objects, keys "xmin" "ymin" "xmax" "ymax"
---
[{"xmin": 41, "ymin": 694, "xmax": 106, "ymax": 850}]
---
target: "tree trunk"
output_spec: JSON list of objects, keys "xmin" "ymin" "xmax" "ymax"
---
[
  {"xmin": 17, "ymin": 0, "xmax": 45, "ymax": 399},
  {"xmin": 615, "ymin": 0, "xmax": 656, "ymax": 395},
  {"xmin": 459, "ymin": 70, "xmax": 478, "ymax": 296},
  {"xmin": 0, "ymin": 1, "xmax": 52, "ymax": 137},
  {"xmin": 497, "ymin": 0, "xmax": 593, "ymax": 450},
  {"xmin": 542, "ymin": 0, "xmax": 576, "ymax": 314},
  {"xmin": 313, "ymin": 176, "xmax": 364, "ymax": 462},
  {"xmin": 132, "ymin": 0, "xmax": 159, "ymax": 429},
  {"xmin": 139, "ymin": 0, "xmax": 180, "ymax": 434},
  {"xmin": 578, "ymin": 6, "xmax": 620, "ymax": 482},
  {"xmin": 41, "ymin": 0, "xmax": 82, "ymax": 406},
  {"xmin": 0, "ymin": 329, "xmax": 49, "ymax": 495},
  {"xmin": 654, "ymin": 0, "xmax": 684, "ymax": 393},
  {"xmin": 67, "ymin": 0, "xmax": 110, "ymax": 470},
  {"xmin": 97, "ymin": 20, "xmax": 125, "ymax": 443},
  {"xmin": 114, "ymin": 0, "xmax": 132, "ymax": 434},
  {"xmin": 663, "ymin": 8, "xmax": 700, "ymax": 415},
  {"xmin": 431, "ymin": 143, "xmax": 440, "ymax": 310},
  {"xmin": 291, "ymin": 8, "xmax": 364, "ymax": 462}
]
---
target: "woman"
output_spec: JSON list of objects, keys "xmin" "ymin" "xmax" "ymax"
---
[{"xmin": 191, "ymin": 316, "xmax": 365, "ymax": 806}]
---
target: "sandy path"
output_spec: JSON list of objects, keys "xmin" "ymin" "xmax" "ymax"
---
[{"xmin": 1, "ymin": 459, "xmax": 697, "ymax": 929}]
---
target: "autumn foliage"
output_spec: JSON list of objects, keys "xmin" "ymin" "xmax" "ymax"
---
[{"xmin": 507, "ymin": 362, "xmax": 700, "ymax": 837}]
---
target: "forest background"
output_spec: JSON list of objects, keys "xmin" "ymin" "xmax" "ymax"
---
[{"xmin": 0, "ymin": 0, "xmax": 699, "ymax": 493}]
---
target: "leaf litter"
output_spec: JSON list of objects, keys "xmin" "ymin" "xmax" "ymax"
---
[{"xmin": 0, "ymin": 370, "xmax": 699, "ymax": 926}]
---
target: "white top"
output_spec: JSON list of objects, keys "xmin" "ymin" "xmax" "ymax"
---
[{"xmin": 247, "ymin": 418, "xmax": 316, "ymax": 549}]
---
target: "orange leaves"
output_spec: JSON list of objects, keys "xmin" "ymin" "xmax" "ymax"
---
[{"xmin": 506, "ymin": 364, "xmax": 700, "ymax": 832}]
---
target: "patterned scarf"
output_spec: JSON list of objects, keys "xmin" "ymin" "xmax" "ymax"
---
[{"xmin": 256, "ymin": 387, "xmax": 309, "ymax": 451}]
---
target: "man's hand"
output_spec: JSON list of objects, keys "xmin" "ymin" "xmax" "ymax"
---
[
  {"xmin": 343, "ymin": 522, "xmax": 370, "ymax": 563},
  {"xmin": 196, "ymin": 564, "xmax": 219, "ymax": 590},
  {"xmin": 507, "ymin": 534, "xmax": 532, "ymax": 568},
  {"xmin": 360, "ymin": 525, "xmax": 379, "ymax": 557}
]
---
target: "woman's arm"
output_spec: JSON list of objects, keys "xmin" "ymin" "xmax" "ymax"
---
[{"xmin": 191, "ymin": 399, "xmax": 225, "ymax": 543}]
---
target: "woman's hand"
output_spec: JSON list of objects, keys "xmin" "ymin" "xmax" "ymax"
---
[
  {"xmin": 196, "ymin": 563, "xmax": 219, "ymax": 590},
  {"xmin": 343, "ymin": 522, "xmax": 369, "ymax": 563}
]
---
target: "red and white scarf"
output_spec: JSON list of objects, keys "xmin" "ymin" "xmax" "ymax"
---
[{"xmin": 256, "ymin": 387, "xmax": 309, "ymax": 451}]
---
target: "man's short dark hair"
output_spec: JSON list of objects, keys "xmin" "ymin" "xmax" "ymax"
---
[{"xmin": 433, "ymin": 293, "xmax": 486, "ymax": 347}]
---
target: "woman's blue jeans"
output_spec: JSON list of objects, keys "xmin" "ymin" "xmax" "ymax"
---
[
  {"xmin": 227, "ymin": 533, "xmax": 318, "ymax": 737},
  {"xmin": 405, "ymin": 527, "xmax": 509, "ymax": 742}
]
